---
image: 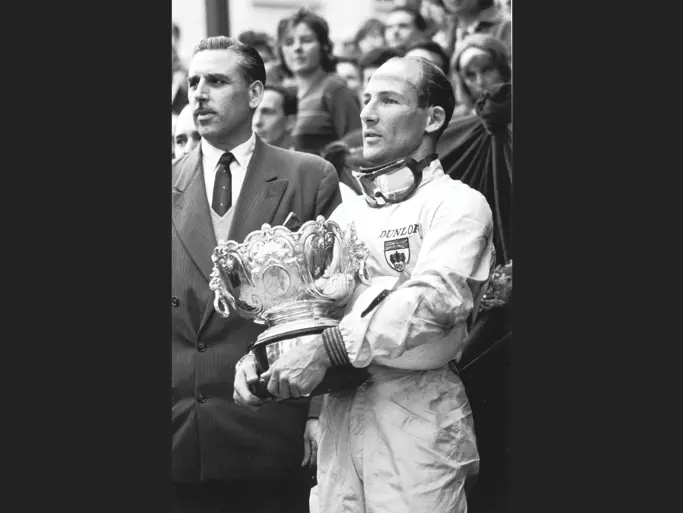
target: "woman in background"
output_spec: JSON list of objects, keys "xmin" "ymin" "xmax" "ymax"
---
[
  {"xmin": 353, "ymin": 18, "xmax": 386, "ymax": 57},
  {"xmin": 450, "ymin": 32, "xmax": 510, "ymax": 118},
  {"xmin": 420, "ymin": 0, "xmax": 453, "ymax": 50},
  {"xmin": 277, "ymin": 9, "xmax": 362, "ymax": 155}
]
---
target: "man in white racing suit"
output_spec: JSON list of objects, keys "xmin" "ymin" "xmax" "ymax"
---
[{"xmin": 234, "ymin": 56, "xmax": 494, "ymax": 513}]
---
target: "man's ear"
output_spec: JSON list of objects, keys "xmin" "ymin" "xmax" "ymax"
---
[
  {"xmin": 249, "ymin": 80, "xmax": 265, "ymax": 109},
  {"xmin": 424, "ymin": 105, "xmax": 446, "ymax": 135}
]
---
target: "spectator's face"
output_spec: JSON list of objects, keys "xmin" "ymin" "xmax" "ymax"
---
[
  {"xmin": 281, "ymin": 22, "xmax": 322, "ymax": 76},
  {"xmin": 385, "ymin": 10, "xmax": 423, "ymax": 48},
  {"xmin": 421, "ymin": 0, "xmax": 448, "ymax": 27},
  {"xmin": 358, "ymin": 30, "xmax": 385, "ymax": 55},
  {"xmin": 253, "ymin": 89, "xmax": 291, "ymax": 145},
  {"xmin": 458, "ymin": 47, "xmax": 504, "ymax": 101},
  {"xmin": 336, "ymin": 62, "xmax": 361, "ymax": 97},
  {"xmin": 360, "ymin": 59, "xmax": 431, "ymax": 164},
  {"xmin": 188, "ymin": 49, "xmax": 262, "ymax": 145},
  {"xmin": 442, "ymin": 0, "xmax": 479, "ymax": 15},
  {"xmin": 405, "ymin": 48, "xmax": 446, "ymax": 74},
  {"xmin": 174, "ymin": 107, "xmax": 201, "ymax": 158}
]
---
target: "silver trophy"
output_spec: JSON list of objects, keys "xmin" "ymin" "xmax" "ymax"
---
[{"xmin": 209, "ymin": 215, "xmax": 371, "ymax": 397}]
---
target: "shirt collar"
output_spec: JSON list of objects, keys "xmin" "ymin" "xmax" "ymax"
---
[
  {"xmin": 419, "ymin": 158, "xmax": 445, "ymax": 189},
  {"xmin": 201, "ymin": 132, "xmax": 256, "ymax": 172}
]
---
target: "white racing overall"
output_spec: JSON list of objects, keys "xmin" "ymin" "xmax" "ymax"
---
[{"xmin": 315, "ymin": 159, "xmax": 494, "ymax": 513}]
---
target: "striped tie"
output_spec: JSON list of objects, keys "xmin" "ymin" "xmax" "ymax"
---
[{"xmin": 212, "ymin": 152, "xmax": 233, "ymax": 217}]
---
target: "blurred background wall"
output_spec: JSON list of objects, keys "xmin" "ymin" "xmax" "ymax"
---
[{"xmin": 172, "ymin": 0, "xmax": 399, "ymax": 64}]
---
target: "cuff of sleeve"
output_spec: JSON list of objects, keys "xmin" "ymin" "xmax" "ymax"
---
[
  {"xmin": 307, "ymin": 396, "xmax": 323, "ymax": 419},
  {"xmin": 322, "ymin": 326, "xmax": 350, "ymax": 367}
]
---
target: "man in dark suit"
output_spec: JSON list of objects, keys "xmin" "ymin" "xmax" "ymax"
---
[{"xmin": 172, "ymin": 36, "xmax": 341, "ymax": 513}]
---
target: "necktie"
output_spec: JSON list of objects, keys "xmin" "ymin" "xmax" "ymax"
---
[{"xmin": 212, "ymin": 152, "xmax": 233, "ymax": 217}]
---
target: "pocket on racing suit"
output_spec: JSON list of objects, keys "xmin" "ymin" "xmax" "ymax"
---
[{"xmin": 381, "ymin": 370, "xmax": 480, "ymax": 469}]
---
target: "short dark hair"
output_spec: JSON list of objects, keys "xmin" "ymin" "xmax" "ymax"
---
[
  {"xmin": 264, "ymin": 84, "xmax": 298, "ymax": 116},
  {"xmin": 404, "ymin": 56, "xmax": 456, "ymax": 141},
  {"xmin": 405, "ymin": 40, "xmax": 450, "ymax": 76},
  {"xmin": 238, "ymin": 30, "xmax": 270, "ymax": 48},
  {"xmin": 357, "ymin": 46, "xmax": 405, "ymax": 73},
  {"xmin": 388, "ymin": 6, "xmax": 427, "ymax": 32},
  {"xmin": 443, "ymin": 0, "xmax": 494, "ymax": 13},
  {"xmin": 277, "ymin": 8, "xmax": 336, "ymax": 77},
  {"xmin": 193, "ymin": 36, "xmax": 266, "ymax": 86}
]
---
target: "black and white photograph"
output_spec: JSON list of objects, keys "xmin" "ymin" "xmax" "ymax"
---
[{"xmin": 172, "ymin": 1, "xmax": 512, "ymax": 511}]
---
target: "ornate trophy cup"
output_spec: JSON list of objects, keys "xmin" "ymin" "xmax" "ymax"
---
[{"xmin": 209, "ymin": 215, "xmax": 371, "ymax": 398}]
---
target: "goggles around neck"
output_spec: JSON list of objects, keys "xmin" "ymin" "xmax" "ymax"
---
[{"xmin": 355, "ymin": 153, "xmax": 438, "ymax": 207}]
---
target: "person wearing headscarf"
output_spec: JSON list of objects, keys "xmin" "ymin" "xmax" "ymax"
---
[{"xmin": 450, "ymin": 32, "xmax": 511, "ymax": 119}]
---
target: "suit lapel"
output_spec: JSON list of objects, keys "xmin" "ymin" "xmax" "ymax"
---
[
  {"xmin": 172, "ymin": 146, "xmax": 217, "ymax": 284},
  {"xmin": 184, "ymin": 136, "xmax": 290, "ymax": 334},
  {"xmin": 228, "ymin": 135, "xmax": 289, "ymax": 242}
]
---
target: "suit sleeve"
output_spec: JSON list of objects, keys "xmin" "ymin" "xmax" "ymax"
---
[
  {"xmin": 329, "ymin": 86, "xmax": 362, "ymax": 140},
  {"xmin": 314, "ymin": 161, "xmax": 343, "ymax": 219}
]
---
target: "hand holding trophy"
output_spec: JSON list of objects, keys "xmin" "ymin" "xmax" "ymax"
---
[{"xmin": 210, "ymin": 215, "xmax": 371, "ymax": 403}]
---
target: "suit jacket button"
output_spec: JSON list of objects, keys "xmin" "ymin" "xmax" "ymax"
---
[
  {"xmin": 196, "ymin": 393, "xmax": 207, "ymax": 403},
  {"xmin": 197, "ymin": 342, "xmax": 207, "ymax": 352},
  {"xmin": 171, "ymin": 296, "xmax": 180, "ymax": 307}
]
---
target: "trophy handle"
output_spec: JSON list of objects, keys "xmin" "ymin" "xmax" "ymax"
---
[
  {"xmin": 211, "ymin": 252, "xmax": 263, "ymax": 319},
  {"xmin": 357, "ymin": 258, "xmax": 371, "ymax": 286}
]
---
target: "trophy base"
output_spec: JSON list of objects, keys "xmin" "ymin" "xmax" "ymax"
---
[{"xmin": 251, "ymin": 326, "xmax": 369, "ymax": 398}]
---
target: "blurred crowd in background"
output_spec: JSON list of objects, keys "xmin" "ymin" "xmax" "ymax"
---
[{"xmin": 172, "ymin": 0, "xmax": 511, "ymax": 195}]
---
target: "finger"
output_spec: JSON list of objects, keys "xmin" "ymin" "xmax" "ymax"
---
[
  {"xmin": 234, "ymin": 369, "xmax": 266, "ymax": 409},
  {"xmin": 309, "ymin": 441, "xmax": 317, "ymax": 468},
  {"xmin": 301, "ymin": 438, "xmax": 311, "ymax": 467},
  {"xmin": 233, "ymin": 390, "xmax": 262, "ymax": 412},
  {"xmin": 289, "ymin": 383, "xmax": 302, "ymax": 399},
  {"xmin": 243, "ymin": 358, "xmax": 260, "ymax": 385},
  {"xmin": 266, "ymin": 368, "xmax": 280, "ymax": 398},
  {"xmin": 278, "ymin": 377, "xmax": 291, "ymax": 400}
]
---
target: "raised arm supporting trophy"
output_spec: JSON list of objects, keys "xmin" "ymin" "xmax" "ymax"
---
[{"xmin": 209, "ymin": 215, "xmax": 371, "ymax": 398}]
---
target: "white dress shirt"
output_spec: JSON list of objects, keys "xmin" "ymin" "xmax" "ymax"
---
[{"xmin": 201, "ymin": 132, "xmax": 256, "ymax": 208}]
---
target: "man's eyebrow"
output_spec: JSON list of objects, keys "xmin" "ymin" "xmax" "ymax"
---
[
  {"xmin": 188, "ymin": 73, "xmax": 230, "ymax": 83},
  {"xmin": 205, "ymin": 73, "xmax": 230, "ymax": 81},
  {"xmin": 363, "ymin": 90, "xmax": 406, "ymax": 99}
]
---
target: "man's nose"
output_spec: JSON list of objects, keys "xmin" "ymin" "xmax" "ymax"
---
[
  {"xmin": 360, "ymin": 102, "xmax": 378, "ymax": 124},
  {"xmin": 192, "ymin": 79, "xmax": 209, "ymax": 102}
]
